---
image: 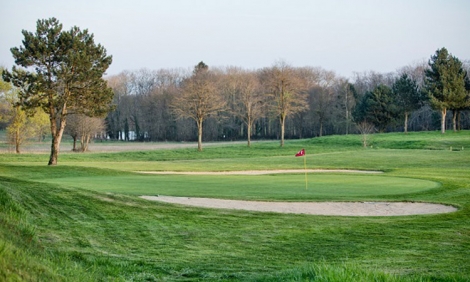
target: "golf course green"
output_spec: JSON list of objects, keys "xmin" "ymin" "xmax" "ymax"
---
[
  {"xmin": 40, "ymin": 173, "xmax": 439, "ymax": 200},
  {"xmin": 0, "ymin": 131, "xmax": 469, "ymax": 281}
]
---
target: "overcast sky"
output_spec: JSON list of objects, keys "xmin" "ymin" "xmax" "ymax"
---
[{"xmin": 1, "ymin": 0, "xmax": 469, "ymax": 78}]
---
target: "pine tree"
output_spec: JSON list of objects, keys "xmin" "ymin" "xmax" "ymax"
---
[
  {"xmin": 424, "ymin": 48, "xmax": 467, "ymax": 133},
  {"xmin": 353, "ymin": 85, "xmax": 398, "ymax": 132},
  {"xmin": 2, "ymin": 18, "xmax": 113, "ymax": 164},
  {"xmin": 392, "ymin": 73, "xmax": 425, "ymax": 133}
]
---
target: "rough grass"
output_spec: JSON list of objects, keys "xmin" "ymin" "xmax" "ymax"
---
[{"xmin": 0, "ymin": 130, "xmax": 469, "ymax": 281}]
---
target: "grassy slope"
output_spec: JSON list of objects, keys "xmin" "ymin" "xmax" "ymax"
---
[{"xmin": 0, "ymin": 131, "xmax": 469, "ymax": 281}]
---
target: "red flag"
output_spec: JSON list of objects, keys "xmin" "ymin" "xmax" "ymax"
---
[{"xmin": 295, "ymin": 149, "xmax": 305, "ymax": 157}]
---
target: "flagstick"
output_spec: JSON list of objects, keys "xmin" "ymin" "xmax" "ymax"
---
[{"xmin": 304, "ymin": 154, "xmax": 308, "ymax": 190}]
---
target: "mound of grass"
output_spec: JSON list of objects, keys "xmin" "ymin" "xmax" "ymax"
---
[
  {"xmin": 0, "ymin": 178, "xmax": 97, "ymax": 281},
  {"xmin": 368, "ymin": 131, "xmax": 470, "ymax": 150}
]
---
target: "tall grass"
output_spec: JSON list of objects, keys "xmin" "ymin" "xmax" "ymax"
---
[
  {"xmin": 0, "ymin": 178, "xmax": 99, "ymax": 281},
  {"xmin": 251, "ymin": 262, "xmax": 454, "ymax": 282}
]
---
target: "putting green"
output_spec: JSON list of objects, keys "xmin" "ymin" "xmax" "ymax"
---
[{"xmin": 42, "ymin": 172, "xmax": 439, "ymax": 201}]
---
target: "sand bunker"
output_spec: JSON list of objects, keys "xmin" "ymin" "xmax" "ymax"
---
[
  {"xmin": 139, "ymin": 170, "xmax": 456, "ymax": 216},
  {"xmin": 140, "ymin": 196, "xmax": 457, "ymax": 216}
]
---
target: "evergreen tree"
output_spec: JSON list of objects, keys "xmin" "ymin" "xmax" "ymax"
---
[
  {"xmin": 392, "ymin": 73, "xmax": 425, "ymax": 133},
  {"xmin": 424, "ymin": 47, "xmax": 467, "ymax": 133},
  {"xmin": 451, "ymin": 68, "xmax": 470, "ymax": 131},
  {"xmin": 2, "ymin": 18, "xmax": 113, "ymax": 164},
  {"xmin": 353, "ymin": 84, "xmax": 398, "ymax": 132}
]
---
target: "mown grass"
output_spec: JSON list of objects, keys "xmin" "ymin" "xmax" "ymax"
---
[
  {"xmin": 0, "ymin": 130, "xmax": 469, "ymax": 281},
  {"xmin": 35, "ymin": 173, "xmax": 438, "ymax": 200}
]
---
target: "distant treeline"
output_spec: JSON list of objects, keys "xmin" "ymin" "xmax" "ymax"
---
[{"xmin": 105, "ymin": 51, "xmax": 470, "ymax": 142}]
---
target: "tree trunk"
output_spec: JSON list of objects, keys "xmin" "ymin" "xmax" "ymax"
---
[
  {"xmin": 85, "ymin": 135, "xmax": 91, "ymax": 151},
  {"xmin": 72, "ymin": 136, "xmax": 77, "ymax": 151},
  {"xmin": 452, "ymin": 109, "xmax": 457, "ymax": 132},
  {"xmin": 247, "ymin": 117, "xmax": 252, "ymax": 147},
  {"xmin": 48, "ymin": 117, "xmax": 66, "ymax": 165},
  {"xmin": 319, "ymin": 120, "xmax": 323, "ymax": 137},
  {"xmin": 345, "ymin": 92, "xmax": 350, "ymax": 135},
  {"xmin": 80, "ymin": 135, "xmax": 85, "ymax": 152},
  {"xmin": 440, "ymin": 109, "xmax": 447, "ymax": 134},
  {"xmin": 362, "ymin": 134, "xmax": 368, "ymax": 148},
  {"xmin": 49, "ymin": 135, "xmax": 60, "ymax": 165},
  {"xmin": 263, "ymin": 118, "xmax": 267, "ymax": 137},
  {"xmin": 80, "ymin": 134, "xmax": 91, "ymax": 152},
  {"xmin": 280, "ymin": 115, "xmax": 285, "ymax": 147},
  {"xmin": 404, "ymin": 112, "xmax": 409, "ymax": 134},
  {"xmin": 15, "ymin": 128, "xmax": 21, "ymax": 154},
  {"xmin": 197, "ymin": 118, "xmax": 203, "ymax": 152}
]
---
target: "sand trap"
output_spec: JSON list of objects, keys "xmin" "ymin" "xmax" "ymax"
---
[{"xmin": 140, "ymin": 196, "xmax": 457, "ymax": 216}]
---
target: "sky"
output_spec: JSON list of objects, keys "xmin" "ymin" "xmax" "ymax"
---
[{"xmin": 1, "ymin": 0, "xmax": 469, "ymax": 78}]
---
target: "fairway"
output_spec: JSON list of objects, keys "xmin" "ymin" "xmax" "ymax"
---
[{"xmin": 41, "ymin": 172, "xmax": 439, "ymax": 200}]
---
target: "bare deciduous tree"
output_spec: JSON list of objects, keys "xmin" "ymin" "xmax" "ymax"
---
[
  {"xmin": 170, "ymin": 62, "xmax": 226, "ymax": 151},
  {"xmin": 334, "ymin": 78, "xmax": 356, "ymax": 135},
  {"xmin": 142, "ymin": 68, "xmax": 186, "ymax": 141},
  {"xmin": 66, "ymin": 114, "xmax": 106, "ymax": 152},
  {"xmin": 106, "ymin": 71, "xmax": 131, "ymax": 140},
  {"xmin": 356, "ymin": 121, "xmax": 376, "ymax": 148},
  {"xmin": 220, "ymin": 68, "xmax": 265, "ymax": 146},
  {"xmin": 312, "ymin": 70, "xmax": 336, "ymax": 137},
  {"xmin": 261, "ymin": 61, "xmax": 308, "ymax": 146},
  {"xmin": 236, "ymin": 72, "xmax": 264, "ymax": 146}
]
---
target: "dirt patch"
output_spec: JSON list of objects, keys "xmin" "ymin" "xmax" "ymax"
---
[{"xmin": 140, "ymin": 196, "xmax": 457, "ymax": 216}]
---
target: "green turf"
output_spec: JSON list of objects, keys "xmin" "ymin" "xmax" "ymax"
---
[
  {"xmin": 40, "ymin": 173, "xmax": 439, "ymax": 200},
  {"xmin": 0, "ymin": 130, "xmax": 469, "ymax": 281}
]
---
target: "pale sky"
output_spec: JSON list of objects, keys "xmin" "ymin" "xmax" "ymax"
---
[{"xmin": 1, "ymin": 0, "xmax": 469, "ymax": 78}]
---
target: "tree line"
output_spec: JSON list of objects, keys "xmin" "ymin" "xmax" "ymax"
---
[
  {"xmin": 105, "ymin": 49, "xmax": 470, "ymax": 150},
  {"xmin": 1, "ymin": 17, "xmax": 470, "ymax": 164}
]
